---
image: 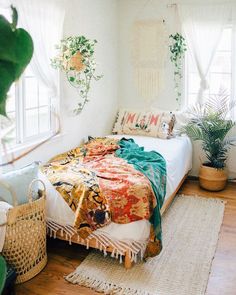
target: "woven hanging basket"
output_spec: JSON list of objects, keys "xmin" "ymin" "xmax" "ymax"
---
[
  {"xmin": 68, "ymin": 51, "xmax": 85, "ymax": 72},
  {"xmin": 1, "ymin": 179, "xmax": 47, "ymax": 284}
]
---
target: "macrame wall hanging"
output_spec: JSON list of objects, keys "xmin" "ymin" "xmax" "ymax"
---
[{"xmin": 131, "ymin": 19, "xmax": 168, "ymax": 102}]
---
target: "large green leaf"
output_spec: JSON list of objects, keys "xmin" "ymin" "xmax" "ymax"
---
[
  {"xmin": 0, "ymin": 255, "xmax": 6, "ymax": 293},
  {"xmin": 0, "ymin": 6, "xmax": 33, "ymax": 116}
]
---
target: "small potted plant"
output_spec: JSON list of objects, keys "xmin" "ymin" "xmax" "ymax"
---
[{"xmin": 181, "ymin": 90, "xmax": 236, "ymax": 191}]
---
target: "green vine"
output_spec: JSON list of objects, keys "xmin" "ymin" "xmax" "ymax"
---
[
  {"xmin": 169, "ymin": 33, "xmax": 187, "ymax": 108},
  {"xmin": 51, "ymin": 36, "xmax": 103, "ymax": 115}
]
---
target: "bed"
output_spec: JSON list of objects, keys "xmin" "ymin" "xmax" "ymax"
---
[{"xmin": 39, "ymin": 134, "xmax": 192, "ymax": 268}]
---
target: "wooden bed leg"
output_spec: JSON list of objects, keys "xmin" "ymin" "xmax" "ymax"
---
[{"xmin": 124, "ymin": 251, "xmax": 132, "ymax": 269}]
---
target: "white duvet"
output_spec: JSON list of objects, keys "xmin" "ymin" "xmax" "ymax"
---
[{"xmin": 39, "ymin": 135, "xmax": 192, "ymax": 242}]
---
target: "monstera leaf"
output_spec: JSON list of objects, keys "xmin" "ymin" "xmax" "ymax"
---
[
  {"xmin": 0, "ymin": 6, "xmax": 33, "ymax": 116},
  {"xmin": 0, "ymin": 255, "xmax": 6, "ymax": 293}
]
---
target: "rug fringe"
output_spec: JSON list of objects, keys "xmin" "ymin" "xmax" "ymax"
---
[
  {"xmin": 179, "ymin": 194, "xmax": 227, "ymax": 205},
  {"xmin": 64, "ymin": 195, "xmax": 225, "ymax": 295},
  {"xmin": 65, "ymin": 270, "xmax": 154, "ymax": 295}
]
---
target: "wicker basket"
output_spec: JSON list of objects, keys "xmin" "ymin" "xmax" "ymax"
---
[{"xmin": 1, "ymin": 179, "xmax": 47, "ymax": 284}]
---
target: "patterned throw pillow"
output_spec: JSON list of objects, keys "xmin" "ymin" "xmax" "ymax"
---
[
  {"xmin": 152, "ymin": 108, "xmax": 186, "ymax": 137},
  {"xmin": 172, "ymin": 111, "xmax": 188, "ymax": 136},
  {"xmin": 157, "ymin": 112, "xmax": 176, "ymax": 139},
  {"xmin": 112, "ymin": 108, "xmax": 176, "ymax": 139}
]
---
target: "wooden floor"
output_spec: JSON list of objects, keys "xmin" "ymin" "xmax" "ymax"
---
[{"xmin": 16, "ymin": 180, "xmax": 236, "ymax": 295}]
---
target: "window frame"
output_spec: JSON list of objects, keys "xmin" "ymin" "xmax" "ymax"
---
[
  {"xmin": 0, "ymin": 6, "xmax": 60, "ymax": 155},
  {"xmin": 4, "ymin": 74, "xmax": 57, "ymax": 152}
]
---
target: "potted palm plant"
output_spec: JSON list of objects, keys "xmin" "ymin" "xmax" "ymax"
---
[{"xmin": 181, "ymin": 90, "xmax": 236, "ymax": 191}]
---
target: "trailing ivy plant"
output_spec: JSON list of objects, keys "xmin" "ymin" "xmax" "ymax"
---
[
  {"xmin": 51, "ymin": 36, "xmax": 103, "ymax": 114},
  {"xmin": 169, "ymin": 33, "xmax": 187, "ymax": 108}
]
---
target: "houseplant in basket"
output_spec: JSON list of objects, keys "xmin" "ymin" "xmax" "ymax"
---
[{"xmin": 181, "ymin": 90, "xmax": 236, "ymax": 191}]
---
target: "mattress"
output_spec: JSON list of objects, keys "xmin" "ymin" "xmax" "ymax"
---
[{"xmin": 39, "ymin": 135, "xmax": 192, "ymax": 243}]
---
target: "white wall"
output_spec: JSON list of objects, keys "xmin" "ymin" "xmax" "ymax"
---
[
  {"xmin": 4, "ymin": 0, "xmax": 236, "ymax": 178},
  {"xmin": 7, "ymin": 0, "xmax": 119, "ymax": 169},
  {"xmin": 117, "ymin": 0, "xmax": 236, "ymax": 178},
  {"xmin": 118, "ymin": 0, "xmax": 180, "ymax": 110}
]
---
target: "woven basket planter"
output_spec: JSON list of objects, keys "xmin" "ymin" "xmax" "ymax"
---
[
  {"xmin": 1, "ymin": 179, "xmax": 47, "ymax": 284},
  {"xmin": 199, "ymin": 165, "xmax": 227, "ymax": 191}
]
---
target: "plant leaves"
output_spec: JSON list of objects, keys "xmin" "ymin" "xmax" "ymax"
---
[
  {"xmin": 180, "ymin": 92, "xmax": 236, "ymax": 168},
  {"xmin": 0, "ymin": 6, "xmax": 33, "ymax": 116}
]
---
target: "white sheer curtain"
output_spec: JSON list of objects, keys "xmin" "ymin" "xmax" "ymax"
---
[
  {"xmin": 13, "ymin": 0, "xmax": 65, "ymax": 102},
  {"xmin": 178, "ymin": 4, "xmax": 231, "ymax": 103},
  {"xmin": 0, "ymin": 0, "xmax": 10, "ymax": 8}
]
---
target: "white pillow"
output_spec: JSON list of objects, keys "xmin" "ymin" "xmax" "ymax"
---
[{"xmin": 0, "ymin": 162, "xmax": 39, "ymax": 206}]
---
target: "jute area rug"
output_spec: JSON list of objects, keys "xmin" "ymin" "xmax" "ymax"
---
[{"xmin": 66, "ymin": 195, "xmax": 225, "ymax": 295}]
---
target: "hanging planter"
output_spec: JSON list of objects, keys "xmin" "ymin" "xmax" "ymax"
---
[
  {"xmin": 51, "ymin": 36, "xmax": 103, "ymax": 114},
  {"xmin": 169, "ymin": 33, "xmax": 187, "ymax": 108}
]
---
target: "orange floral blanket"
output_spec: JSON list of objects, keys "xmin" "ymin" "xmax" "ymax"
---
[{"xmin": 41, "ymin": 137, "xmax": 166, "ymax": 257}]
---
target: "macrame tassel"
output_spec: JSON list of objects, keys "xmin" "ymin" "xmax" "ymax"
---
[{"xmin": 134, "ymin": 68, "xmax": 162, "ymax": 101}]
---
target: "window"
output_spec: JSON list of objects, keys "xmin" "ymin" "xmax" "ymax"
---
[
  {"xmin": 0, "ymin": 7, "xmax": 55, "ymax": 151},
  {"xmin": 185, "ymin": 27, "xmax": 234, "ymax": 116}
]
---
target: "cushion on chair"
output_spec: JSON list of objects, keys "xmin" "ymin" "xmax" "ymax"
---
[{"xmin": 0, "ymin": 162, "xmax": 39, "ymax": 206}]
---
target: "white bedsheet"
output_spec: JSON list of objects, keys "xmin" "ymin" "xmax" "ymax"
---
[{"xmin": 40, "ymin": 135, "xmax": 192, "ymax": 242}]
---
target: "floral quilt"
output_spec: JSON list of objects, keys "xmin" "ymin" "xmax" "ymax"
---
[{"xmin": 41, "ymin": 137, "xmax": 166, "ymax": 257}]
